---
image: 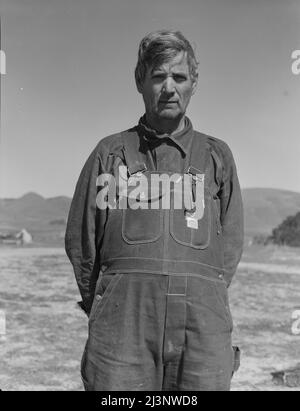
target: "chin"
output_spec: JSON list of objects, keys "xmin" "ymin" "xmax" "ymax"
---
[{"xmin": 157, "ymin": 109, "xmax": 181, "ymax": 120}]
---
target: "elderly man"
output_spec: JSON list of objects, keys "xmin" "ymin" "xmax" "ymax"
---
[{"xmin": 65, "ymin": 30, "xmax": 244, "ymax": 391}]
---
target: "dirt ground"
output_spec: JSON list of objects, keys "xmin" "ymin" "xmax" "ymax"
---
[{"xmin": 0, "ymin": 244, "xmax": 299, "ymax": 391}]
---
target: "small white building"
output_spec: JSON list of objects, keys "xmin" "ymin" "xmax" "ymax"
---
[{"xmin": 15, "ymin": 229, "xmax": 33, "ymax": 245}]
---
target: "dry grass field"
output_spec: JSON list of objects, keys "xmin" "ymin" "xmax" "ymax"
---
[{"xmin": 0, "ymin": 244, "xmax": 299, "ymax": 391}]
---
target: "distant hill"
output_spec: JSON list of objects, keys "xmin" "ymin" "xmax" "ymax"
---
[
  {"xmin": 0, "ymin": 192, "xmax": 71, "ymax": 244},
  {"xmin": 242, "ymin": 188, "xmax": 300, "ymax": 238},
  {"xmin": 0, "ymin": 192, "xmax": 70, "ymax": 226},
  {"xmin": 1, "ymin": 188, "xmax": 300, "ymax": 244}
]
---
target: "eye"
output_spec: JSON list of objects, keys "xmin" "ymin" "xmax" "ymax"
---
[
  {"xmin": 173, "ymin": 74, "xmax": 187, "ymax": 83},
  {"xmin": 151, "ymin": 73, "xmax": 165, "ymax": 81}
]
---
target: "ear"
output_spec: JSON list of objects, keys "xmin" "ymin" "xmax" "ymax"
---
[
  {"xmin": 191, "ymin": 73, "xmax": 198, "ymax": 96},
  {"xmin": 136, "ymin": 79, "xmax": 144, "ymax": 94}
]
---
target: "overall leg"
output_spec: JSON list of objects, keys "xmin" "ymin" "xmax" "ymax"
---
[
  {"xmin": 178, "ymin": 275, "xmax": 234, "ymax": 391},
  {"xmin": 81, "ymin": 273, "xmax": 168, "ymax": 391}
]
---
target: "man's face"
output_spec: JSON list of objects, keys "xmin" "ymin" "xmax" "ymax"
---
[{"xmin": 137, "ymin": 51, "xmax": 198, "ymax": 123}]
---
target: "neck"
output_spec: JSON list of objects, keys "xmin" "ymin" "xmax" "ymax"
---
[{"xmin": 145, "ymin": 113, "xmax": 186, "ymax": 135}]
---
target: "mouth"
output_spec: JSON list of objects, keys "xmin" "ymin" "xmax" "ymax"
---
[{"xmin": 159, "ymin": 100, "xmax": 178, "ymax": 105}]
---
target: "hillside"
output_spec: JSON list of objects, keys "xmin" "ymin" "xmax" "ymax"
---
[
  {"xmin": 242, "ymin": 188, "xmax": 300, "ymax": 238},
  {"xmin": 1, "ymin": 188, "xmax": 300, "ymax": 244},
  {"xmin": 0, "ymin": 192, "xmax": 71, "ymax": 244}
]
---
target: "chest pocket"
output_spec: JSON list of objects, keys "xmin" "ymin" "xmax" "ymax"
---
[
  {"xmin": 121, "ymin": 170, "xmax": 164, "ymax": 244},
  {"xmin": 170, "ymin": 172, "xmax": 211, "ymax": 249},
  {"xmin": 122, "ymin": 208, "xmax": 163, "ymax": 244}
]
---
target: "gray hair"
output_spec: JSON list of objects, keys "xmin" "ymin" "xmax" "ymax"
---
[{"xmin": 135, "ymin": 30, "xmax": 199, "ymax": 86}]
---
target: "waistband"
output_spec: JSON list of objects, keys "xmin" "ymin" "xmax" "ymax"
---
[{"xmin": 101, "ymin": 257, "xmax": 225, "ymax": 283}]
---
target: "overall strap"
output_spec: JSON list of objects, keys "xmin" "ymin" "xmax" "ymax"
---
[
  {"xmin": 121, "ymin": 130, "xmax": 147, "ymax": 175},
  {"xmin": 186, "ymin": 131, "xmax": 210, "ymax": 177}
]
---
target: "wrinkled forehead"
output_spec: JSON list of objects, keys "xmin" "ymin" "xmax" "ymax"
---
[{"xmin": 148, "ymin": 50, "xmax": 190, "ymax": 74}]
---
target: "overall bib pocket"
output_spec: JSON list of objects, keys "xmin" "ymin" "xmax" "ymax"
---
[
  {"xmin": 122, "ymin": 208, "xmax": 163, "ymax": 244},
  {"xmin": 121, "ymin": 173, "xmax": 164, "ymax": 244},
  {"xmin": 170, "ymin": 188, "xmax": 211, "ymax": 249}
]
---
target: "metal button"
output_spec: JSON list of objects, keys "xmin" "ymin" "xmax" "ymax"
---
[{"xmin": 95, "ymin": 294, "xmax": 102, "ymax": 301}]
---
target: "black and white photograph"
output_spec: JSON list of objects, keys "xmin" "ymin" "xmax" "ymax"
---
[{"xmin": 0, "ymin": 0, "xmax": 300, "ymax": 392}]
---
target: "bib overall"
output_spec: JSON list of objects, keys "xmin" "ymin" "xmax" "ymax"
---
[{"xmin": 76, "ymin": 124, "xmax": 241, "ymax": 391}]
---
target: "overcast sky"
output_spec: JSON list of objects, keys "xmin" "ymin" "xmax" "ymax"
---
[{"xmin": 1, "ymin": 0, "xmax": 300, "ymax": 198}]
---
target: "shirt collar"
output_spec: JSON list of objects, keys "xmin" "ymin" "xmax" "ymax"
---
[{"xmin": 137, "ymin": 115, "xmax": 194, "ymax": 156}]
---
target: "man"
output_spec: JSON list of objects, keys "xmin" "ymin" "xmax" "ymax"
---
[{"xmin": 65, "ymin": 30, "xmax": 244, "ymax": 391}]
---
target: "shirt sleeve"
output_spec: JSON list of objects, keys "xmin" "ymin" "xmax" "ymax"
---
[
  {"xmin": 65, "ymin": 144, "xmax": 106, "ymax": 315},
  {"xmin": 218, "ymin": 143, "xmax": 244, "ymax": 286}
]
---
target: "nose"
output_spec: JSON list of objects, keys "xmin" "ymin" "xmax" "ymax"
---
[{"xmin": 162, "ymin": 76, "xmax": 175, "ymax": 94}]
